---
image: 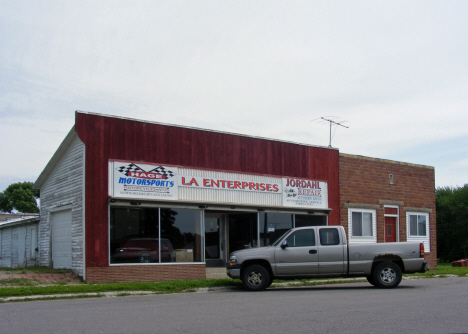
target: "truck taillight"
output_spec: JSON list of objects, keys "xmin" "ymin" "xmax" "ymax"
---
[{"xmin": 420, "ymin": 243, "xmax": 425, "ymax": 258}]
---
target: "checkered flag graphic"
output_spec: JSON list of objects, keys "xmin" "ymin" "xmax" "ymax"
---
[
  {"xmin": 147, "ymin": 166, "xmax": 175, "ymax": 179},
  {"xmin": 117, "ymin": 163, "xmax": 145, "ymax": 175}
]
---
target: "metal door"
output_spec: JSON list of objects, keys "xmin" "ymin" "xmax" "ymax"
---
[
  {"xmin": 17, "ymin": 226, "xmax": 26, "ymax": 268},
  {"xmin": 275, "ymin": 228, "xmax": 319, "ymax": 275},
  {"xmin": 317, "ymin": 228, "xmax": 346, "ymax": 274},
  {"xmin": 51, "ymin": 209, "xmax": 73, "ymax": 269},
  {"xmin": 385, "ymin": 217, "xmax": 397, "ymax": 242}
]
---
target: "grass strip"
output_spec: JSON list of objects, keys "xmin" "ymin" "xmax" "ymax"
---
[
  {"xmin": 0, "ymin": 279, "xmax": 243, "ymax": 298},
  {"xmin": 404, "ymin": 263, "xmax": 468, "ymax": 278}
]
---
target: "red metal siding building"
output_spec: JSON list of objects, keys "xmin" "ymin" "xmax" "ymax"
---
[{"xmin": 79, "ymin": 112, "xmax": 339, "ymax": 282}]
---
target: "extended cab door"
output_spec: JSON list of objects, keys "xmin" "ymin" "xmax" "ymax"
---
[
  {"xmin": 317, "ymin": 227, "xmax": 346, "ymax": 274},
  {"xmin": 274, "ymin": 228, "xmax": 319, "ymax": 275}
]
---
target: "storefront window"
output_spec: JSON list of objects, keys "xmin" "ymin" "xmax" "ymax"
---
[
  {"xmin": 110, "ymin": 208, "xmax": 159, "ymax": 264},
  {"xmin": 161, "ymin": 208, "xmax": 202, "ymax": 263},
  {"xmin": 109, "ymin": 207, "xmax": 202, "ymax": 264},
  {"xmin": 259, "ymin": 213, "xmax": 293, "ymax": 246},
  {"xmin": 295, "ymin": 214, "xmax": 327, "ymax": 227},
  {"xmin": 229, "ymin": 213, "xmax": 258, "ymax": 252}
]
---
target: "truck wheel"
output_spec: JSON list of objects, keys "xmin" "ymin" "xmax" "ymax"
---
[
  {"xmin": 366, "ymin": 275, "xmax": 376, "ymax": 286},
  {"xmin": 242, "ymin": 265, "xmax": 270, "ymax": 291},
  {"xmin": 373, "ymin": 262, "xmax": 402, "ymax": 289}
]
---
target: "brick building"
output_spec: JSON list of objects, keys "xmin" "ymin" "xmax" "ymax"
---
[
  {"xmin": 339, "ymin": 154, "xmax": 436, "ymax": 269},
  {"xmin": 33, "ymin": 112, "xmax": 436, "ymax": 282}
]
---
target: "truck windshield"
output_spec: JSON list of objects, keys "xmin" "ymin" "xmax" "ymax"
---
[{"xmin": 271, "ymin": 230, "xmax": 291, "ymax": 246}]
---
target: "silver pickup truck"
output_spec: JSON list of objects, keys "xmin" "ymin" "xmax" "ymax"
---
[{"xmin": 227, "ymin": 226, "xmax": 429, "ymax": 291}]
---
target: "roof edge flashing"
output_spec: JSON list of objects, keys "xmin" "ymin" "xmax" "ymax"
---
[
  {"xmin": 33, "ymin": 126, "xmax": 78, "ymax": 189},
  {"xmin": 75, "ymin": 110, "xmax": 339, "ymax": 151}
]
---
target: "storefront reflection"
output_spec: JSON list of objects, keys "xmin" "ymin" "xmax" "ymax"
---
[{"xmin": 110, "ymin": 207, "xmax": 202, "ymax": 264}]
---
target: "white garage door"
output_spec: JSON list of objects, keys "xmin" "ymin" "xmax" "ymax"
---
[{"xmin": 51, "ymin": 209, "xmax": 72, "ymax": 269}]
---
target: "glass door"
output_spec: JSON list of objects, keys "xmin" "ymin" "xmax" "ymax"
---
[
  {"xmin": 228, "ymin": 213, "xmax": 258, "ymax": 253},
  {"xmin": 204, "ymin": 213, "xmax": 226, "ymax": 266}
]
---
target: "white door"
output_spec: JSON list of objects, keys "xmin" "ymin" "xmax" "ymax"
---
[
  {"xmin": 51, "ymin": 210, "xmax": 73, "ymax": 269},
  {"xmin": 29, "ymin": 226, "xmax": 37, "ymax": 263},
  {"xmin": 17, "ymin": 226, "xmax": 26, "ymax": 267}
]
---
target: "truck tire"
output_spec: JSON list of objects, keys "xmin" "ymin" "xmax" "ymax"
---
[
  {"xmin": 242, "ymin": 265, "xmax": 271, "ymax": 291},
  {"xmin": 366, "ymin": 275, "xmax": 376, "ymax": 286},
  {"xmin": 267, "ymin": 275, "xmax": 274, "ymax": 288},
  {"xmin": 373, "ymin": 261, "xmax": 402, "ymax": 289}
]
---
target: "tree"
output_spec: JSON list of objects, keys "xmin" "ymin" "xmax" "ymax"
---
[
  {"xmin": 0, "ymin": 182, "xmax": 39, "ymax": 213},
  {"xmin": 436, "ymin": 185, "xmax": 468, "ymax": 262}
]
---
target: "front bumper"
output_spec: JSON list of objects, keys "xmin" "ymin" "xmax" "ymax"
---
[{"xmin": 226, "ymin": 265, "xmax": 241, "ymax": 279}]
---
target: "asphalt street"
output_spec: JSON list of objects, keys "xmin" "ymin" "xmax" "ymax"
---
[{"xmin": 1, "ymin": 277, "xmax": 467, "ymax": 334}]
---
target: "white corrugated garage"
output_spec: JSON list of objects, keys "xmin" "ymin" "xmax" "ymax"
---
[
  {"xmin": 0, "ymin": 216, "xmax": 39, "ymax": 268},
  {"xmin": 51, "ymin": 209, "xmax": 72, "ymax": 269}
]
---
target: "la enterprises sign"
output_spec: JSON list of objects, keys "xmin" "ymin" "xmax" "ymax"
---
[{"xmin": 109, "ymin": 161, "xmax": 328, "ymax": 209}]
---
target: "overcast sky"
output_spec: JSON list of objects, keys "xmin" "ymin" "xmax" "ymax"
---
[{"xmin": 1, "ymin": 1, "xmax": 467, "ymax": 192}]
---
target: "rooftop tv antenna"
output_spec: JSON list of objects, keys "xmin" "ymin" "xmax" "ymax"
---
[{"xmin": 313, "ymin": 117, "xmax": 349, "ymax": 148}]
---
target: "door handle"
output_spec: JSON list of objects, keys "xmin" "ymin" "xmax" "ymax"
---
[{"xmin": 309, "ymin": 250, "xmax": 317, "ymax": 254}]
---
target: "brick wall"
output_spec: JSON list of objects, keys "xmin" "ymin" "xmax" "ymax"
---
[
  {"xmin": 339, "ymin": 154, "xmax": 437, "ymax": 269},
  {"xmin": 86, "ymin": 264, "xmax": 206, "ymax": 283}
]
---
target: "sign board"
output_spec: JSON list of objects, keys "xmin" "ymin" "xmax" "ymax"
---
[
  {"xmin": 109, "ymin": 161, "xmax": 328, "ymax": 209},
  {"xmin": 282, "ymin": 178, "xmax": 328, "ymax": 209},
  {"xmin": 110, "ymin": 162, "xmax": 179, "ymax": 201}
]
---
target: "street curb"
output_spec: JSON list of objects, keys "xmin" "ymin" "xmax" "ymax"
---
[
  {"xmin": 1, "ymin": 275, "xmax": 465, "ymax": 302},
  {"xmin": 1, "ymin": 290, "xmax": 156, "ymax": 302}
]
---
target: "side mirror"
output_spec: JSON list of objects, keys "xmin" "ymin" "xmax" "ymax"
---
[{"xmin": 281, "ymin": 240, "xmax": 288, "ymax": 249}]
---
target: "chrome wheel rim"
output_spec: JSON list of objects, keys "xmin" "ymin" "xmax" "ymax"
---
[
  {"xmin": 247, "ymin": 271, "xmax": 263, "ymax": 286},
  {"xmin": 380, "ymin": 267, "xmax": 396, "ymax": 284}
]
